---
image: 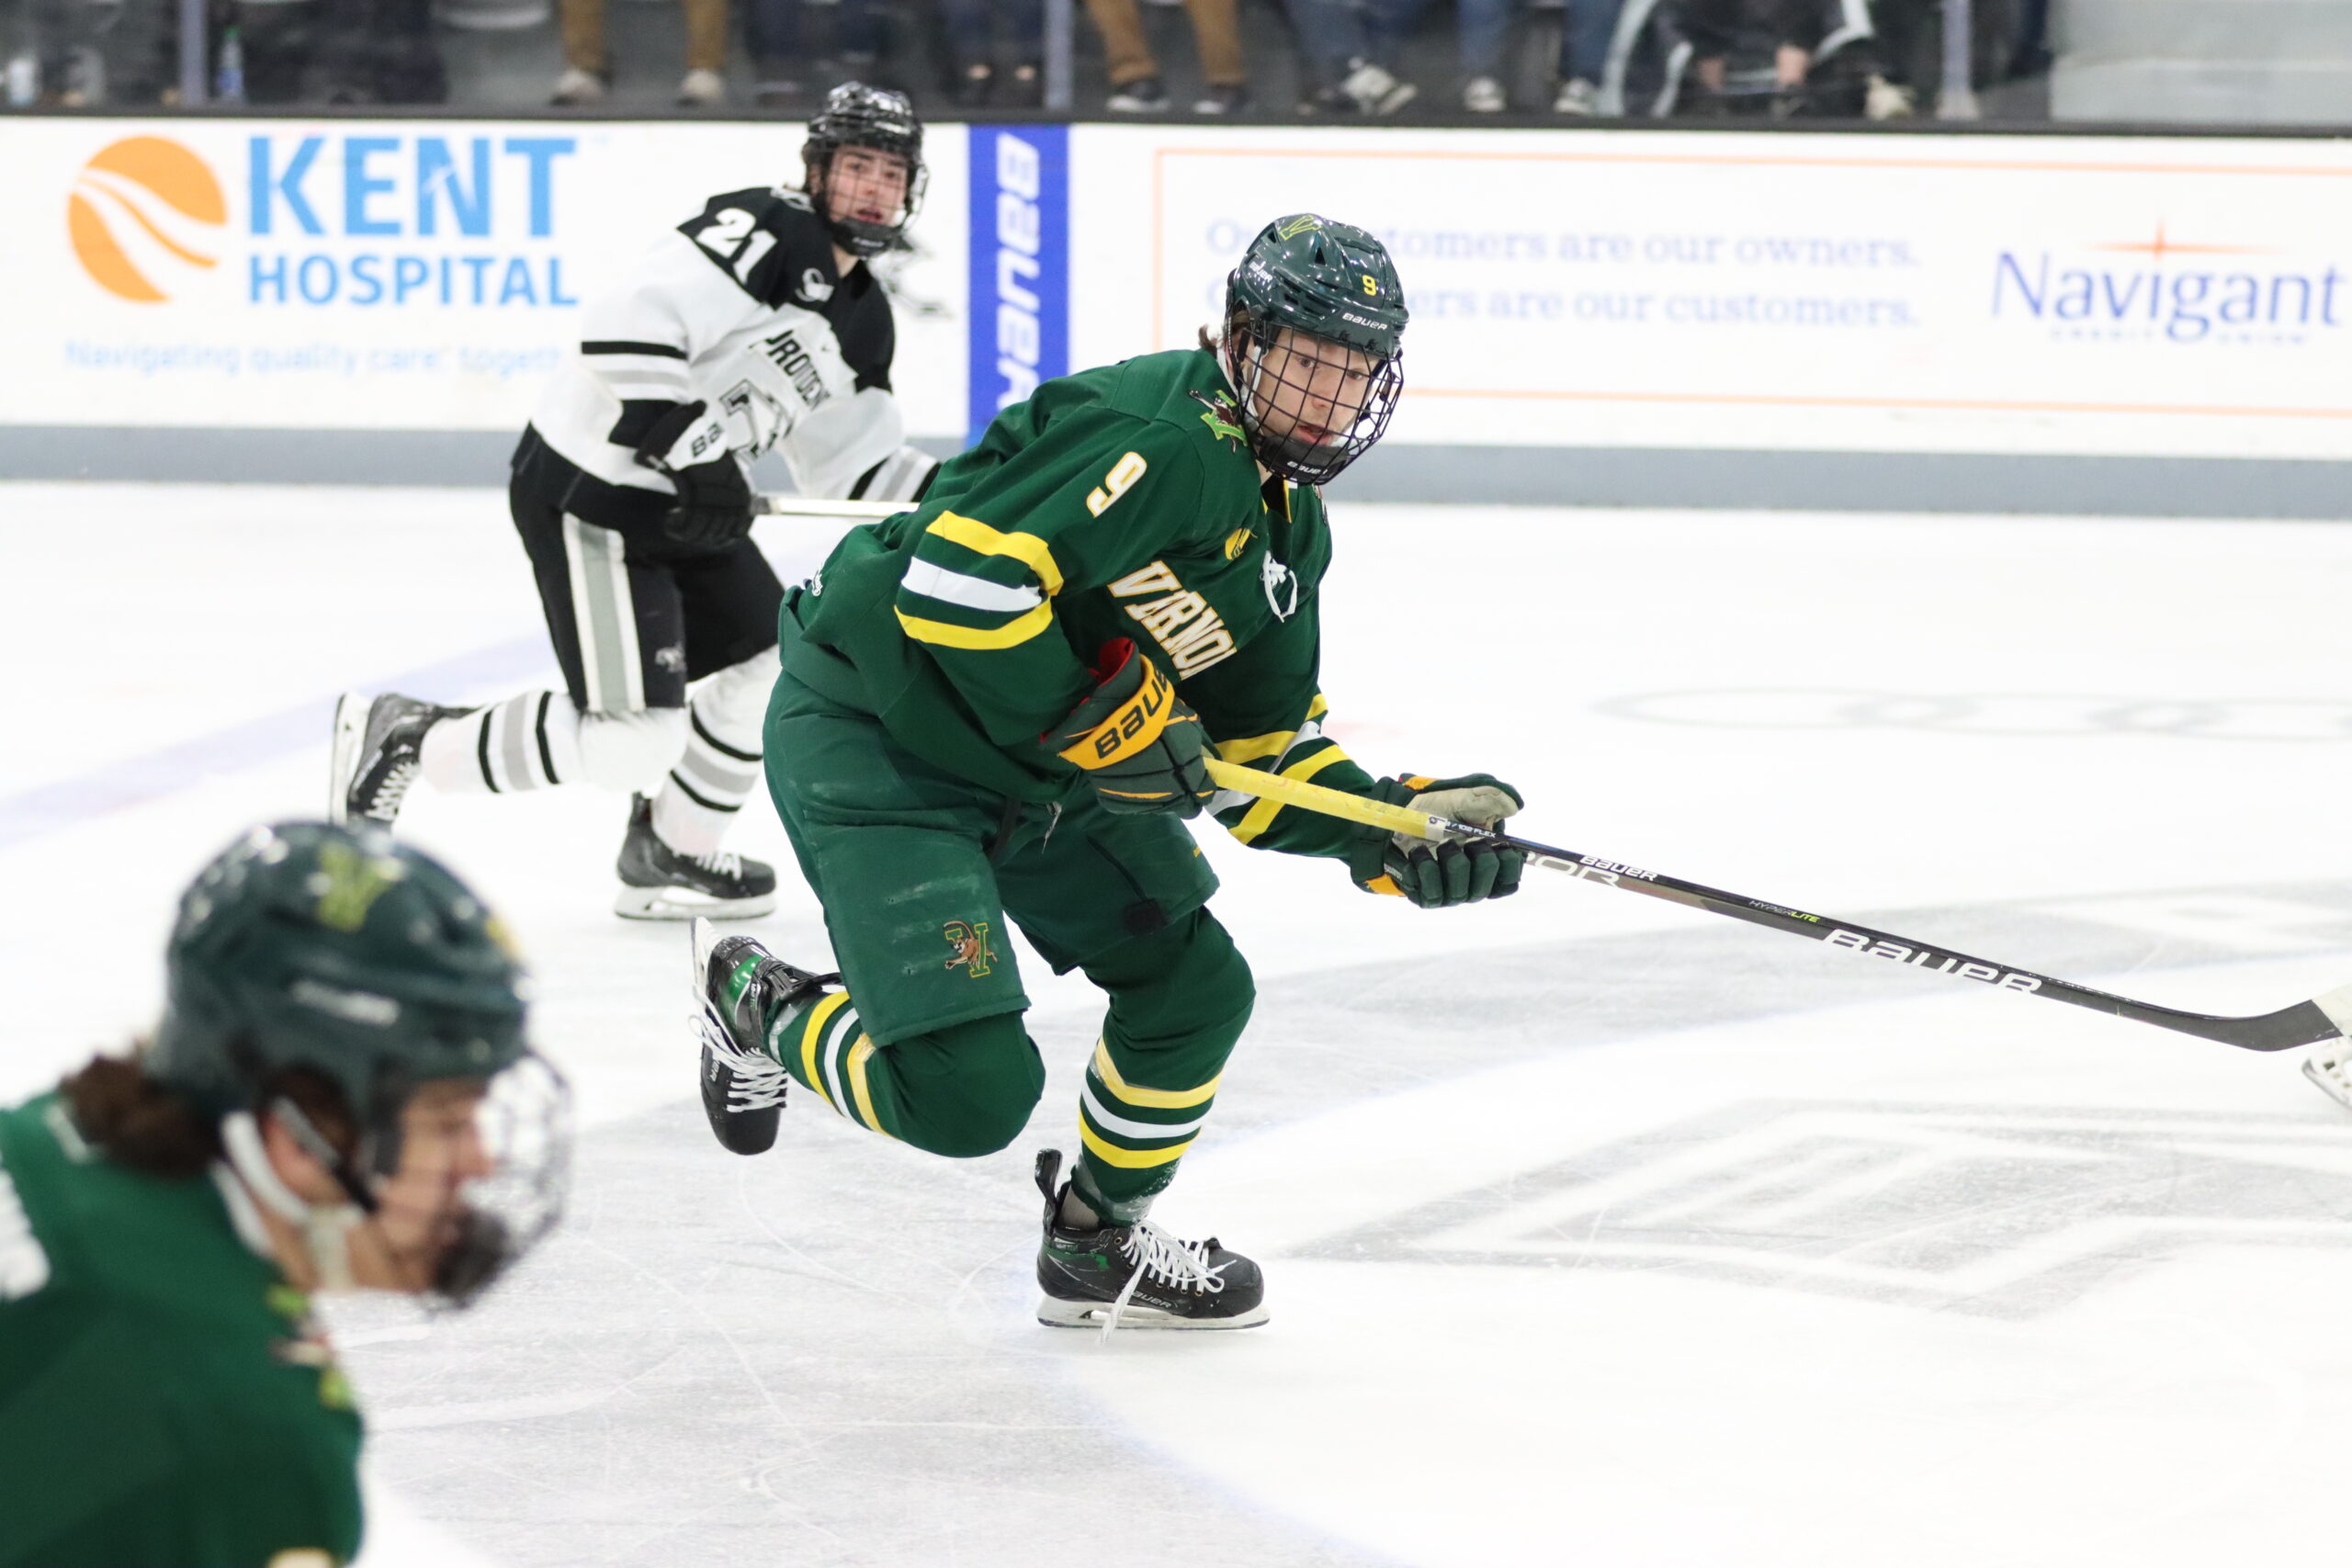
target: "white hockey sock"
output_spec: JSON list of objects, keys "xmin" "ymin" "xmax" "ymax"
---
[
  {"xmin": 649, "ymin": 650, "xmax": 775, "ymax": 856},
  {"xmin": 420, "ymin": 693, "xmax": 582, "ymax": 795}
]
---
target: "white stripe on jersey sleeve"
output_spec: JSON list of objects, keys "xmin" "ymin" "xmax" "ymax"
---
[{"xmin": 900, "ymin": 559, "xmax": 1046, "ymax": 613}]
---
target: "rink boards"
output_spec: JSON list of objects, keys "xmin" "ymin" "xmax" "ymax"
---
[{"xmin": 9, "ymin": 118, "xmax": 2352, "ymax": 477}]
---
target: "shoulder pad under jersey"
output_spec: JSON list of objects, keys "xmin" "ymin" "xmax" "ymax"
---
[{"xmin": 676, "ymin": 187, "xmax": 838, "ymax": 310}]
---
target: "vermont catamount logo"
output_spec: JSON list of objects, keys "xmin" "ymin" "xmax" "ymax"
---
[{"xmin": 944, "ymin": 920, "xmax": 995, "ymax": 977}]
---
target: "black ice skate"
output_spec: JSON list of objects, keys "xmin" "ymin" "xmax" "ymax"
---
[
  {"xmin": 1034, "ymin": 1149, "xmax": 1268, "ymax": 1333},
  {"xmin": 616, "ymin": 794, "xmax": 778, "ymax": 920},
  {"xmin": 329, "ymin": 692, "xmax": 469, "ymax": 829},
  {"xmin": 688, "ymin": 917, "xmax": 835, "ymax": 1155}
]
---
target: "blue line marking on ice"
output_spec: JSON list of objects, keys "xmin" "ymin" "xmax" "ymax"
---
[{"xmin": 0, "ymin": 637, "xmax": 552, "ymax": 851}]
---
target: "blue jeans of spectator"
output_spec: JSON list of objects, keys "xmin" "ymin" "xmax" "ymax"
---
[
  {"xmin": 746, "ymin": 0, "xmax": 881, "ymax": 72},
  {"xmin": 941, "ymin": 0, "xmax": 1042, "ymax": 64},
  {"xmin": 1559, "ymin": 0, "xmax": 1622, "ymax": 82},
  {"xmin": 1293, "ymin": 0, "xmax": 1517, "ymax": 82},
  {"xmin": 1284, "ymin": 0, "xmax": 1412, "ymax": 82}
]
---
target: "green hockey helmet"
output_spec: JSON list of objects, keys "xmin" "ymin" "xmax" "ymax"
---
[
  {"xmin": 802, "ymin": 81, "xmax": 925, "ymax": 258},
  {"xmin": 1220, "ymin": 214, "xmax": 1408, "ymax": 484},
  {"xmin": 149, "ymin": 821, "xmax": 531, "ymax": 1135}
]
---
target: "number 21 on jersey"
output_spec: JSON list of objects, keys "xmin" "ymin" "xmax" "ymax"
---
[{"xmin": 696, "ymin": 208, "xmax": 778, "ymax": 285}]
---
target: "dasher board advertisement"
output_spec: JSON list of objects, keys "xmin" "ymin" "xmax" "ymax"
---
[
  {"xmin": 1075, "ymin": 125, "xmax": 2352, "ymax": 462},
  {"xmin": 4, "ymin": 118, "xmax": 969, "ymax": 439}
]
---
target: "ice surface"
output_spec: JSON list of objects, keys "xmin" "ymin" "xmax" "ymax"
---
[{"xmin": 6, "ymin": 484, "xmax": 2352, "ymax": 1566}]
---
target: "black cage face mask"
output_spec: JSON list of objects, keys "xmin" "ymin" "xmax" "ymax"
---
[{"xmin": 1227, "ymin": 324, "xmax": 1404, "ymax": 486}]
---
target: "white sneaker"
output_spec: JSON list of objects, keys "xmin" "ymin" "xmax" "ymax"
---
[
  {"xmin": 1341, "ymin": 59, "xmax": 1416, "ymax": 114},
  {"xmin": 1864, "ymin": 73, "xmax": 1916, "ymax": 119},
  {"xmin": 1462, "ymin": 75, "xmax": 1506, "ymax": 112},
  {"xmin": 1553, "ymin": 76, "xmax": 1597, "ymax": 115},
  {"xmin": 549, "ymin": 65, "xmax": 606, "ymax": 105},
  {"xmin": 676, "ymin": 67, "xmax": 727, "ymax": 107}
]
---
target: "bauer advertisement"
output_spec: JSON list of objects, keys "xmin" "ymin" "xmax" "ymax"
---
[
  {"xmin": 2, "ymin": 118, "xmax": 969, "ymax": 440},
  {"xmin": 11, "ymin": 119, "xmax": 2352, "ymax": 462}
]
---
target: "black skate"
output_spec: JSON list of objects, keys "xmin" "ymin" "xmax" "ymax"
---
[
  {"xmin": 1034, "ymin": 1149, "xmax": 1268, "ymax": 1333},
  {"xmin": 689, "ymin": 917, "xmax": 835, "ymax": 1155},
  {"xmin": 329, "ymin": 692, "xmax": 469, "ymax": 829},
  {"xmin": 616, "ymin": 794, "xmax": 778, "ymax": 920}
]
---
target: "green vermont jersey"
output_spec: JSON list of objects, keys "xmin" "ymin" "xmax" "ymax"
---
[
  {"xmin": 787, "ymin": 346, "xmax": 1377, "ymax": 859},
  {"xmin": 0, "ymin": 1093, "xmax": 364, "ymax": 1568}
]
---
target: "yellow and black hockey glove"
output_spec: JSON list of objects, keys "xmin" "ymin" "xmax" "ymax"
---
[
  {"xmin": 1045, "ymin": 640, "xmax": 1215, "ymax": 818},
  {"xmin": 633, "ymin": 400, "xmax": 754, "ymax": 548},
  {"xmin": 1347, "ymin": 773, "xmax": 1527, "ymax": 907}
]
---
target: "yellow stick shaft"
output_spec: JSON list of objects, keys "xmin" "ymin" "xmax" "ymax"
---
[{"xmin": 1202, "ymin": 756, "xmax": 1446, "ymax": 841}]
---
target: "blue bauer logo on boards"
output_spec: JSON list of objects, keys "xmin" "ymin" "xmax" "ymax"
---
[{"xmin": 967, "ymin": 124, "xmax": 1069, "ymax": 444}]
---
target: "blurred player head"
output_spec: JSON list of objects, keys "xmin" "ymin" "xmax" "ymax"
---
[
  {"xmin": 88, "ymin": 821, "xmax": 571, "ymax": 1308},
  {"xmin": 801, "ymin": 82, "xmax": 925, "ymax": 259},
  {"xmin": 1217, "ymin": 215, "xmax": 1408, "ymax": 485}
]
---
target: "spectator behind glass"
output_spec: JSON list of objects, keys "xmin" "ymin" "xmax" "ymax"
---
[
  {"xmin": 1282, "ymin": 0, "xmax": 1416, "ymax": 113},
  {"xmin": 1081, "ymin": 0, "xmax": 1247, "ymax": 114},
  {"xmin": 743, "ymin": 0, "xmax": 885, "ymax": 108},
  {"xmin": 1390, "ymin": 0, "xmax": 1521, "ymax": 110},
  {"xmin": 1679, "ymin": 0, "xmax": 1913, "ymax": 117},
  {"xmin": 1552, "ymin": 0, "xmax": 1627, "ymax": 114},
  {"xmin": 5, "ymin": 0, "xmax": 122, "ymax": 104},
  {"xmin": 158, "ymin": 0, "xmax": 442, "ymax": 105},
  {"xmin": 553, "ymin": 0, "xmax": 731, "ymax": 106},
  {"xmin": 940, "ymin": 0, "xmax": 1042, "ymax": 107},
  {"xmin": 315, "ymin": 0, "xmax": 443, "ymax": 100}
]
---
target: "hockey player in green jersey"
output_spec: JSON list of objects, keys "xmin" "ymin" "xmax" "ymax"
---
[
  {"xmin": 0, "ymin": 822, "xmax": 570, "ymax": 1567},
  {"xmin": 690, "ymin": 213, "xmax": 1525, "ymax": 1330}
]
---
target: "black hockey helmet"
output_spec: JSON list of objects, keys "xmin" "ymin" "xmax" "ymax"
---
[
  {"xmin": 802, "ymin": 81, "xmax": 925, "ymax": 258},
  {"xmin": 1219, "ymin": 214, "xmax": 1408, "ymax": 486},
  {"xmin": 148, "ymin": 821, "xmax": 570, "ymax": 1305}
]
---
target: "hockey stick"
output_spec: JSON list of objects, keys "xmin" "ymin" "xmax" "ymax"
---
[
  {"xmin": 1200, "ymin": 756, "xmax": 2352, "ymax": 1056},
  {"xmin": 755, "ymin": 495, "xmax": 906, "ymax": 521}
]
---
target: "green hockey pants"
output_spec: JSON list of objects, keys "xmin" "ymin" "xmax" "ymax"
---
[{"xmin": 760, "ymin": 663, "xmax": 1255, "ymax": 1215}]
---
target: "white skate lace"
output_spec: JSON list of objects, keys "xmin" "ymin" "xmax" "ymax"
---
[
  {"xmin": 365, "ymin": 758, "xmax": 417, "ymax": 823},
  {"xmin": 695, "ymin": 1007, "xmax": 789, "ymax": 1112},
  {"xmin": 691, "ymin": 848, "xmax": 745, "ymax": 881},
  {"xmin": 1103, "ymin": 1221, "xmax": 1228, "ymax": 1337}
]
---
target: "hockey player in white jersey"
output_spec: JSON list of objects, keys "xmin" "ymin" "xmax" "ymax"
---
[{"xmin": 331, "ymin": 84, "xmax": 936, "ymax": 920}]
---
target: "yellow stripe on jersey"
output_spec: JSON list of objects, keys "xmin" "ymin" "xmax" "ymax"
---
[
  {"xmin": 798, "ymin": 991, "xmax": 851, "ymax": 1111},
  {"xmin": 1079, "ymin": 1121, "xmax": 1194, "ymax": 1169},
  {"xmin": 1217, "ymin": 694, "xmax": 1336, "ymax": 769},
  {"xmin": 926, "ymin": 513, "xmax": 1065, "ymax": 596},
  {"xmin": 1229, "ymin": 745, "xmax": 1354, "ymax": 846},
  {"xmin": 895, "ymin": 602, "xmax": 1056, "ymax": 650},
  {"xmin": 845, "ymin": 1034, "xmax": 890, "ymax": 1135},
  {"xmin": 1091, "ymin": 1038, "xmax": 1221, "ymax": 1110},
  {"xmin": 1214, "ymin": 728, "xmax": 1297, "ymax": 767}
]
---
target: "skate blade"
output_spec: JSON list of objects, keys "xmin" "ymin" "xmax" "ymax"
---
[
  {"xmin": 326, "ymin": 692, "xmax": 369, "ymax": 826},
  {"xmin": 2302, "ymin": 1055, "xmax": 2352, "ymax": 1112},
  {"xmin": 1035, "ymin": 1297, "xmax": 1270, "ymax": 1331},
  {"xmin": 616, "ymin": 886, "xmax": 777, "ymax": 922}
]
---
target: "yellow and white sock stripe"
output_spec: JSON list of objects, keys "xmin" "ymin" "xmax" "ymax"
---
[
  {"xmin": 1076, "ymin": 1038, "xmax": 1218, "ymax": 1170},
  {"xmin": 769, "ymin": 990, "xmax": 893, "ymax": 1137}
]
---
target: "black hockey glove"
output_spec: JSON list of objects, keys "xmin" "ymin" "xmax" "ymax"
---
[
  {"xmin": 1045, "ymin": 640, "xmax": 1215, "ymax": 818},
  {"xmin": 633, "ymin": 400, "xmax": 754, "ymax": 548},
  {"xmin": 1346, "ymin": 774, "xmax": 1526, "ymax": 908}
]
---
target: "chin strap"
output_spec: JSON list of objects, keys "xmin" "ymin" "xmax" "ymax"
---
[{"xmin": 220, "ymin": 1111, "xmax": 368, "ymax": 1292}]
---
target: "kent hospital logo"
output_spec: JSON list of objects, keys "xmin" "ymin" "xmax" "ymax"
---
[
  {"xmin": 1303, "ymin": 1100, "xmax": 2352, "ymax": 1318},
  {"xmin": 65, "ymin": 130, "xmax": 578, "ymax": 309},
  {"xmin": 69, "ymin": 136, "xmax": 227, "ymax": 302}
]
